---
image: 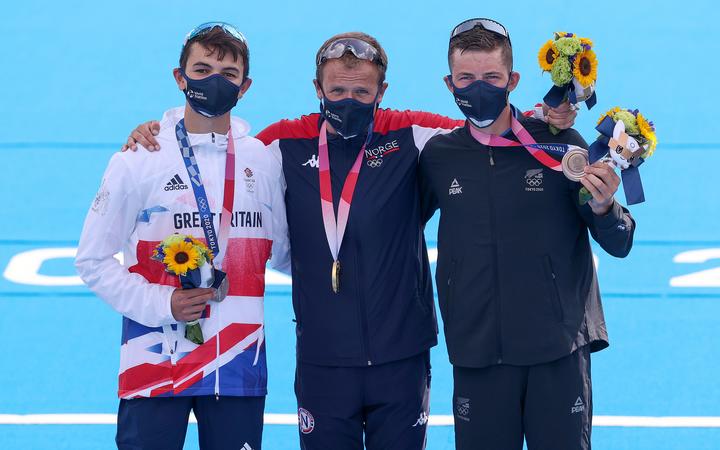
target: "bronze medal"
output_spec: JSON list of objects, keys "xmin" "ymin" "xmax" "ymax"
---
[
  {"xmin": 561, "ymin": 146, "xmax": 590, "ymax": 182},
  {"xmin": 331, "ymin": 260, "xmax": 341, "ymax": 294}
]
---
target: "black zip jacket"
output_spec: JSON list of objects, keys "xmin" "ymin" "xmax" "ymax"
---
[{"xmin": 419, "ymin": 117, "xmax": 635, "ymax": 368}]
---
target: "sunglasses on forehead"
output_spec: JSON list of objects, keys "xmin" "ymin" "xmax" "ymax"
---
[
  {"xmin": 184, "ymin": 22, "xmax": 247, "ymax": 45},
  {"xmin": 450, "ymin": 18, "xmax": 511, "ymax": 46},
  {"xmin": 316, "ymin": 38, "xmax": 384, "ymax": 67}
]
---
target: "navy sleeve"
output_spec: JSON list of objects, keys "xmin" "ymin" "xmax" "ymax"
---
[{"xmin": 418, "ymin": 144, "xmax": 440, "ymax": 226}]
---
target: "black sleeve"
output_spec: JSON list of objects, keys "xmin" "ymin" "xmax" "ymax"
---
[
  {"xmin": 418, "ymin": 150, "xmax": 439, "ymax": 226},
  {"xmin": 577, "ymin": 200, "xmax": 636, "ymax": 258},
  {"xmin": 560, "ymin": 127, "xmax": 636, "ymax": 258}
]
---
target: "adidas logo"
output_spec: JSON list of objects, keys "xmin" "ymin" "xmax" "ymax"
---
[
  {"xmin": 164, "ymin": 174, "xmax": 189, "ymax": 191},
  {"xmin": 571, "ymin": 396, "xmax": 585, "ymax": 414},
  {"xmin": 449, "ymin": 178, "xmax": 463, "ymax": 195},
  {"xmin": 241, "ymin": 443, "xmax": 253, "ymax": 450}
]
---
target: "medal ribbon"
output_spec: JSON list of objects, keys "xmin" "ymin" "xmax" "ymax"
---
[
  {"xmin": 468, "ymin": 116, "xmax": 567, "ymax": 171},
  {"xmin": 175, "ymin": 119, "xmax": 236, "ymax": 267},
  {"xmin": 318, "ymin": 120, "xmax": 372, "ymax": 262}
]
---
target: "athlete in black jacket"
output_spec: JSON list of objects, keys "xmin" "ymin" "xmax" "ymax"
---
[{"xmin": 419, "ymin": 19, "xmax": 635, "ymax": 450}]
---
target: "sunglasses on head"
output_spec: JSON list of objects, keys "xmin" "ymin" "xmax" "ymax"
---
[
  {"xmin": 184, "ymin": 22, "xmax": 247, "ymax": 45},
  {"xmin": 450, "ymin": 18, "xmax": 511, "ymax": 47}
]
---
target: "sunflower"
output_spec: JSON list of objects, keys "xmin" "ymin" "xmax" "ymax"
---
[
  {"xmin": 573, "ymin": 49, "xmax": 597, "ymax": 88},
  {"xmin": 163, "ymin": 240, "xmax": 201, "ymax": 276},
  {"xmin": 538, "ymin": 40, "xmax": 558, "ymax": 71},
  {"xmin": 637, "ymin": 113, "xmax": 657, "ymax": 157}
]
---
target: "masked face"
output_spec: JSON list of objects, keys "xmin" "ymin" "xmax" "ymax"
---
[
  {"xmin": 315, "ymin": 59, "xmax": 387, "ymax": 139},
  {"xmin": 450, "ymin": 77, "xmax": 509, "ymax": 128},
  {"xmin": 320, "ymin": 96, "xmax": 377, "ymax": 139},
  {"xmin": 182, "ymin": 70, "xmax": 241, "ymax": 117},
  {"xmin": 446, "ymin": 47, "xmax": 517, "ymax": 128}
]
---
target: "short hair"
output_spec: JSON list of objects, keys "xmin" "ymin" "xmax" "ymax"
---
[
  {"xmin": 315, "ymin": 32, "xmax": 388, "ymax": 85},
  {"xmin": 448, "ymin": 26, "xmax": 513, "ymax": 72},
  {"xmin": 179, "ymin": 27, "xmax": 250, "ymax": 79}
]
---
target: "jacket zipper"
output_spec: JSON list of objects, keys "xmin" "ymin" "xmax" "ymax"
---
[
  {"xmin": 354, "ymin": 250, "xmax": 373, "ymax": 366},
  {"xmin": 487, "ymin": 146, "xmax": 503, "ymax": 364}
]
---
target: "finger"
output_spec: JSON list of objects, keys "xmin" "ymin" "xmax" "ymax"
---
[
  {"xmin": 184, "ymin": 303, "xmax": 208, "ymax": 316},
  {"xmin": 131, "ymin": 130, "xmax": 154, "ymax": 150},
  {"xmin": 581, "ymin": 173, "xmax": 611, "ymax": 201},
  {"xmin": 585, "ymin": 165, "xmax": 620, "ymax": 189},
  {"xmin": 121, "ymin": 144, "xmax": 128, "ymax": 152},
  {"xmin": 140, "ymin": 123, "xmax": 160, "ymax": 150},
  {"xmin": 150, "ymin": 121, "xmax": 160, "ymax": 136}
]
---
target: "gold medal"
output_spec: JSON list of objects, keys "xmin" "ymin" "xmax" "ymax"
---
[
  {"xmin": 561, "ymin": 146, "xmax": 590, "ymax": 182},
  {"xmin": 331, "ymin": 260, "xmax": 341, "ymax": 294}
]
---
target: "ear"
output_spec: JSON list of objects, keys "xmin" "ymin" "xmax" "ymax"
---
[
  {"xmin": 443, "ymin": 75, "xmax": 454, "ymax": 94},
  {"xmin": 173, "ymin": 68, "xmax": 186, "ymax": 91},
  {"xmin": 238, "ymin": 78, "xmax": 253, "ymax": 99},
  {"xmin": 375, "ymin": 82, "xmax": 389, "ymax": 104},
  {"xmin": 613, "ymin": 120, "xmax": 625, "ymax": 139},
  {"xmin": 313, "ymin": 79, "xmax": 324, "ymax": 101},
  {"xmin": 507, "ymin": 71, "xmax": 520, "ymax": 93}
]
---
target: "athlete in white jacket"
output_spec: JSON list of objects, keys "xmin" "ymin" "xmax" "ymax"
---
[{"xmin": 75, "ymin": 22, "xmax": 288, "ymax": 450}]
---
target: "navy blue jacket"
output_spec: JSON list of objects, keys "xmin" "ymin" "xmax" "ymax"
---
[
  {"xmin": 258, "ymin": 109, "xmax": 463, "ymax": 367},
  {"xmin": 419, "ymin": 117, "xmax": 636, "ymax": 368}
]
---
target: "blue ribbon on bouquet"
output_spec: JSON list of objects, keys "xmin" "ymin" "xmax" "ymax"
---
[
  {"xmin": 588, "ymin": 116, "xmax": 646, "ymax": 205},
  {"xmin": 543, "ymin": 81, "xmax": 597, "ymax": 110}
]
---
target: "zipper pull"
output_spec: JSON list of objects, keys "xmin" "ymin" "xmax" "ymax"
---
[
  {"xmin": 211, "ymin": 132, "xmax": 215, "ymax": 143},
  {"xmin": 215, "ymin": 393, "xmax": 220, "ymax": 401},
  {"xmin": 489, "ymin": 147, "xmax": 496, "ymax": 166}
]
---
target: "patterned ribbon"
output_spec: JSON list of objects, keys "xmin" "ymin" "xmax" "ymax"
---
[
  {"xmin": 468, "ymin": 116, "xmax": 567, "ymax": 171},
  {"xmin": 175, "ymin": 119, "xmax": 236, "ymax": 266},
  {"xmin": 318, "ymin": 120, "xmax": 372, "ymax": 262}
]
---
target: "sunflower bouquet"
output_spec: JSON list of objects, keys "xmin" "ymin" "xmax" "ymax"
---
[
  {"xmin": 152, "ymin": 234, "xmax": 217, "ymax": 344},
  {"xmin": 578, "ymin": 107, "xmax": 657, "ymax": 205},
  {"xmin": 538, "ymin": 32, "xmax": 598, "ymax": 134}
]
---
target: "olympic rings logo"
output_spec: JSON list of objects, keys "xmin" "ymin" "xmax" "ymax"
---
[{"xmin": 367, "ymin": 158, "xmax": 383, "ymax": 168}]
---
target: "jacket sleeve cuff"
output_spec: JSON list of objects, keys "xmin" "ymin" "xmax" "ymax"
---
[
  {"xmin": 157, "ymin": 285, "xmax": 178, "ymax": 326},
  {"xmin": 592, "ymin": 200, "xmax": 625, "ymax": 230}
]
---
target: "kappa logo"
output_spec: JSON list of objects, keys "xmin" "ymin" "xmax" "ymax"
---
[
  {"xmin": 302, "ymin": 154, "xmax": 319, "ymax": 169},
  {"xmin": 298, "ymin": 408, "xmax": 315, "ymax": 434},
  {"xmin": 455, "ymin": 397, "xmax": 470, "ymax": 422},
  {"xmin": 571, "ymin": 397, "xmax": 585, "ymax": 414},
  {"xmin": 365, "ymin": 140, "xmax": 400, "ymax": 168},
  {"xmin": 449, "ymin": 178, "xmax": 463, "ymax": 195},
  {"xmin": 525, "ymin": 169, "xmax": 544, "ymax": 192},
  {"xmin": 412, "ymin": 411, "xmax": 429, "ymax": 427},
  {"xmin": 164, "ymin": 174, "xmax": 189, "ymax": 191}
]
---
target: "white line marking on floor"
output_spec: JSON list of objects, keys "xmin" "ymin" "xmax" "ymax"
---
[{"xmin": 1, "ymin": 414, "xmax": 719, "ymax": 428}]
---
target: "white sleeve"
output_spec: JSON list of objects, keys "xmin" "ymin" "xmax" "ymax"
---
[
  {"xmin": 267, "ymin": 141, "xmax": 291, "ymax": 275},
  {"xmin": 75, "ymin": 153, "xmax": 177, "ymax": 327},
  {"xmin": 412, "ymin": 124, "xmax": 457, "ymax": 155}
]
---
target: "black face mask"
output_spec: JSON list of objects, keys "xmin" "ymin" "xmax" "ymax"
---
[
  {"xmin": 320, "ymin": 93, "xmax": 378, "ymax": 139},
  {"xmin": 450, "ymin": 76, "xmax": 510, "ymax": 128},
  {"xmin": 182, "ymin": 70, "xmax": 241, "ymax": 118}
]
